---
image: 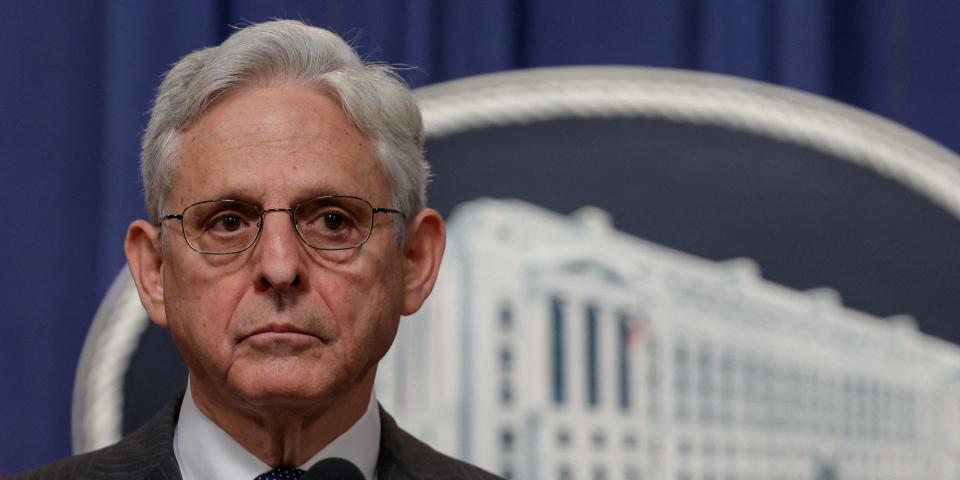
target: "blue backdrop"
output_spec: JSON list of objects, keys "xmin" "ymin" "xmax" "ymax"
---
[{"xmin": 3, "ymin": 0, "xmax": 960, "ymax": 474}]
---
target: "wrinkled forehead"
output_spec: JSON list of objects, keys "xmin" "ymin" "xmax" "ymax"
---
[{"xmin": 166, "ymin": 85, "xmax": 388, "ymax": 210}]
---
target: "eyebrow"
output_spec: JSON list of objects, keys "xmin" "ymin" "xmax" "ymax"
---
[
  {"xmin": 203, "ymin": 189, "xmax": 358, "ymax": 207},
  {"xmin": 191, "ymin": 190, "xmax": 260, "ymax": 207}
]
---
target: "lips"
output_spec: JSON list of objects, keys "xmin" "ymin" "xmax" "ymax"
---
[{"xmin": 241, "ymin": 323, "xmax": 320, "ymax": 341}]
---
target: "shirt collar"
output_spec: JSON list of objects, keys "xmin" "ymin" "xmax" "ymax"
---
[{"xmin": 174, "ymin": 381, "xmax": 380, "ymax": 480}]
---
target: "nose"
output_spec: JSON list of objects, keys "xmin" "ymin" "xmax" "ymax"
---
[{"xmin": 254, "ymin": 209, "xmax": 303, "ymax": 292}]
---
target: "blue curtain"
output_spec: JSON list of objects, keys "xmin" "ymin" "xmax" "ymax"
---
[{"xmin": 2, "ymin": 0, "xmax": 958, "ymax": 474}]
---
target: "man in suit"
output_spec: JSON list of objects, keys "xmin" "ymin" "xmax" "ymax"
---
[{"xmin": 17, "ymin": 20, "xmax": 499, "ymax": 480}]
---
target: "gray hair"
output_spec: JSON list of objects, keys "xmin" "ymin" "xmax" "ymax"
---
[{"xmin": 141, "ymin": 20, "xmax": 427, "ymax": 239}]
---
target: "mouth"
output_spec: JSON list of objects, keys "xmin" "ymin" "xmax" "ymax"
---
[{"xmin": 240, "ymin": 324, "xmax": 326, "ymax": 343}]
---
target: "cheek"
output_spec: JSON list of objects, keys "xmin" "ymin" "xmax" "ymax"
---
[
  {"xmin": 163, "ymin": 256, "xmax": 249, "ymax": 355},
  {"xmin": 168, "ymin": 251, "xmax": 249, "ymax": 309},
  {"xmin": 319, "ymin": 256, "xmax": 403, "ymax": 350}
]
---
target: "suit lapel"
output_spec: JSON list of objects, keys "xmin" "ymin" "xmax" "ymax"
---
[
  {"xmin": 376, "ymin": 461, "xmax": 410, "ymax": 480},
  {"xmin": 376, "ymin": 407, "xmax": 414, "ymax": 480},
  {"xmin": 145, "ymin": 454, "xmax": 183, "ymax": 480},
  {"xmin": 375, "ymin": 406, "xmax": 501, "ymax": 480},
  {"xmin": 106, "ymin": 394, "xmax": 183, "ymax": 480},
  {"xmin": 375, "ymin": 408, "xmax": 405, "ymax": 480}
]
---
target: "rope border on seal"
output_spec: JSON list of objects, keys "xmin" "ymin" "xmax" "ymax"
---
[
  {"xmin": 71, "ymin": 270, "xmax": 149, "ymax": 454},
  {"xmin": 416, "ymin": 66, "xmax": 960, "ymax": 222}
]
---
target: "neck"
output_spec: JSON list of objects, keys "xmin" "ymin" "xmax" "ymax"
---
[{"xmin": 188, "ymin": 371, "xmax": 375, "ymax": 467}]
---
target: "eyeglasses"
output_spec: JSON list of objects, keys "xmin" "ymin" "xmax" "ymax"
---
[{"xmin": 159, "ymin": 195, "xmax": 403, "ymax": 255}]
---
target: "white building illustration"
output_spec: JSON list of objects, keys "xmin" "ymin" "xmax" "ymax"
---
[{"xmin": 376, "ymin": 198, "xmax": 960, "ymax": 480}]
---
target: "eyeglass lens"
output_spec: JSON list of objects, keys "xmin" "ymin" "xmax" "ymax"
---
[{"xmin": 181, "ymin": 196, "xmax": 375, "ymax": 253}]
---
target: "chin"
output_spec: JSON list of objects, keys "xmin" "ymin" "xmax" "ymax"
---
[
  {"xmin": 223, "ymin": 353, "xmax": 377, "ymax": 411},
  {"xmin": 228, "ymin": 363, "xmax": 343, "ymax": 408},
  {"xmin": 234, "ymin": 379, "xmax": 334, "ymax": 410}
]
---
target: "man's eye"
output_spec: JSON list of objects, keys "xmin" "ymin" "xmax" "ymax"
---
[
  {"xmin": 210, "ymin": 214, "xmax": 246, "ymax": 233},
  {"xmin": 321, "ymin": 212, "xmax": 347, "ymax": 231}
]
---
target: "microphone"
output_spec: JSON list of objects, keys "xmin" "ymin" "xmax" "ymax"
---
[{"xmin": 302, "ymin": 457, "xmax": 365, "ymax": 480}]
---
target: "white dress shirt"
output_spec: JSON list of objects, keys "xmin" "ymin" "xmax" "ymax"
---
[{"xmin": 174, "ymin": 382, "xmax": 380, "ymax": 480}]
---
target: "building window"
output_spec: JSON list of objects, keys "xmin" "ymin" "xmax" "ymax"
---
[
  {"xmin": 719, "ymin": 349, "xmax": 735, "ymax": 424},
  {"xmin": 742, "ymin": 354, "xmax": 757, "ymax": 427},
  {"xmin": 551, "ymin": 296, "xmax": 566, "ymax": 405},
  {"xmin": 617, "ymin": 313, "xmax": 632, "ymax": 410},
  {"xmin": 591, "ymin": 429, "xmax": 607, "ymax": 449},
  {"xmin": 499, "ymin": 427, "xmax": 515, "ymax": 453},
  {"xmin": 702, "ymin": 438, "xmax": 716, "ymax": 457},
  {"xmin": 499, "ymin": 302, "xmax": 513, "ymax": 332},
  {"xmin": 677, "ymin": 438, "xmax": 693, "ymax": 456},
  {"xmin": 586, "ymin": 303, "xmax": 600, "ymax": 408},
  {"xmin": 646, "ymin": 334, "xmax": 660, "ymax": 419},
  {"xmin": 698, "ymin": 344, "xmax": 714, "ymax": 424},
  {"xmin": 559, "ymin": 466, "xmax": 574, "ymax": 480},
  {"xmin": 500, "ymin": 380, "xmax": 513, "ymax": 406},
  {"xmin": 500, "ymin": 345, "xmax": 513, "ymax": 372},
  {"xmin": 674, "ymin": 339, "xmax": 690, "ymax": 422},
  {"xmin": 674, "ymin": 340, "xmax": 690, "ymax": 393},
  {"xmin": 593, "ymin": 466, "xmax": 608, "ymax": 480},
  {"xmin": 499, "ymin": 340, "xmax": 513, "ymax": 407}
]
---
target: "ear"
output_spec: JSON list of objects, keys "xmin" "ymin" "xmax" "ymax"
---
[
  {"xmin": 124, "ymin": 219, "xmax": 168, "ymax": 327},
  {"xmin": 400, "ymin": 208, "xmax": 446, "ymax": 315}
]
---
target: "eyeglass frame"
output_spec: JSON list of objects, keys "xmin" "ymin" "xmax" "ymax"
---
[{"xmin": 157, "ymin": 195, "xmax": 404, "ymax": 255}]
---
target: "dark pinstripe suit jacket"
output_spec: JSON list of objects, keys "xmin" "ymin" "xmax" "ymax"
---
[{"xmin": 13, "ymin": 397, "xmax": 500, "ymax": 480}]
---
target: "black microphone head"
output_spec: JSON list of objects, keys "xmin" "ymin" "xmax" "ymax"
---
[{"xmin": 302, "ymin": 457, "xmax": 365, "ymax": 480}]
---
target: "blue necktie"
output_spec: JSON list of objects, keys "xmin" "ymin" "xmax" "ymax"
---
[{"xmin": 254, "ymin": 467, "xmax": 306, "ymax": 480}]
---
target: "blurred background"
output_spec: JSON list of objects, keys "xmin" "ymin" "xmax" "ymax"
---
[{"xmin": 3, "ymin": 0, "xmax": 960, "ymax": 476}]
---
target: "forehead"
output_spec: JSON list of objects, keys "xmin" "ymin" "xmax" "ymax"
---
[{"xmin": 169, "ymin": 85, "xmax": 386, "ymax": 208}]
